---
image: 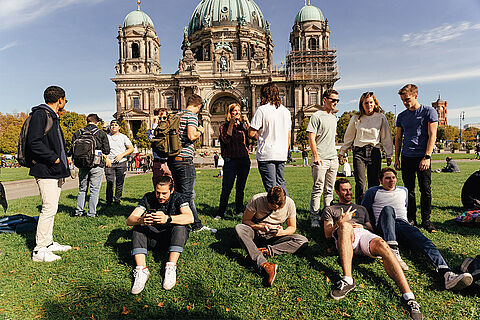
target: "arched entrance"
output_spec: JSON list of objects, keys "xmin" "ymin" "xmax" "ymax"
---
[{"xmin": 209, "ymin": 95, "xmax": 240, "ymax": 146}]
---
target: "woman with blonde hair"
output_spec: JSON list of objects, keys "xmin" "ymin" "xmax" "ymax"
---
[
  {"xmin": 339, "ymin": 92, "xmax": 393, "ymax": 203},
  {"xmin": 215, "ymin": 103, "xmax": 251, "ymax": 219}
]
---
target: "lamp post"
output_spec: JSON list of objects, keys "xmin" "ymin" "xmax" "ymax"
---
[{"xmin": 459, "ymin": 111, "xmax": 465, "ymax": 145}]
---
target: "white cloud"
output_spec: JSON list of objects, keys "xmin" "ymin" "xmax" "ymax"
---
[
  {"xmin": 0, "ymin": 0, "xmax": 105, "ymax": 31},
  {"xmin": 336, "ymin": 68, "xmax": 480, "ymax": 91},
  {"xmin": 448, "ymin": 105, "xmax": 480, "ymax": 121},
  {"xmin": 402, "ymin": 22, "xmax": 480, "ymax": 46},
  {"xmin": 0, "ymin": 41, "xmax": 18, "ymax": 52}
]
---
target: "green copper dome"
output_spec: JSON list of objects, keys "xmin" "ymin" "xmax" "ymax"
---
[
  {"xmin": 188, "ymin": 0, "xmax": 267, "ymax": 35},
  {"xmin": 123, "ymin": 6, "xmax": 154, "ymax": 28},
  {"xmin": 295, "ymin": 4, "xmax": 325, "ymax": 23}
]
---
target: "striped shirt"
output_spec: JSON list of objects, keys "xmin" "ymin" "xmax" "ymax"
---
[{"xmin": 178, "ymin": 110, "xmax": 198, "ymax": 158}]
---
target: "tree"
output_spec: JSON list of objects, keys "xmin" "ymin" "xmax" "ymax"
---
[
  {"xmin": 60, "ymin": 111, "xmax": 86, "ymax": 151},
  {"xmin": 439, "ymin": 125, "xmax": 459, "ymax": 142},
  {"xmin": 135, "ymin": 121, "xmax": 150, "ymax": 151},
  {"xmin": 119, "ymin": 120, "xmax": 134, "ymax": 142},
  {"xmin": 296, "ymin": 117, "xmax": 309, "ymax": 148},
  {"xmin": 0, "ymin": 112, "xmax": 28, "ymax": 154},
  {"xmin": 384, "ymin": 111, "xmax": 396, "ymax": 142},
  {"xmin": 336, "ymin": 111, "xmax": 356, "ymax": 143},
  {"xmin": 463, "ymin": 127, "xmax": 479, "ymax": 142}
]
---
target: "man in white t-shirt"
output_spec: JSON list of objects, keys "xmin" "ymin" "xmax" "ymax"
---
[
  {"xmin": 235, "ymin": 186, "xmax": 308, "ymax": 286},
  {"xmin": 105, "ymin": 120, "xmax": 134, "ymax": 206},
  {"xmin": 307, "ymin": 89, "xmax": 339, "ymax": 227},
  {"xmin": 249, "ymin": 83, "xmax": 291, "ymax": 195}
]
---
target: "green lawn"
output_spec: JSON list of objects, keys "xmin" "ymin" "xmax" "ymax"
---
[
  {"xmin": 0, "ymin": 167, "xmax": 32, "ymax": 182},
  {"xmin": 0, "ymin": 163, "xmax": 479, "ymax": 319}
]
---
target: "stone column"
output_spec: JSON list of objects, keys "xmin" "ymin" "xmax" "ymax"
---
[
  {"xmin": 180, "ymin": 87, "xmax": 186, "ymax": 109},
  {"xmin": 250, "ymin": 85, "xmax": 256, "ymax": 115}
]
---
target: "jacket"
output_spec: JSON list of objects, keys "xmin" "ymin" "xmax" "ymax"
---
[{"xmin": 26, "ymin": 104, "xmax": 70, "ymax": 179}]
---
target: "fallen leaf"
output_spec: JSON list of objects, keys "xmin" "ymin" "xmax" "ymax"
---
[
  {"xmin": 72, "ymin": 247, "xmax": 80, "ymax": 250},
  {"xmin": 325, "ymin": 276, "xmax": 330, "ymax": 283},
  {"xmin": 342, "ymin": 312, "xmax": 351, "ymax": 317},
  {"xmin": 121, "ymin": 307, "xmax": 130, "ymax": 315},
  {"xmin": 157, "ymin": 302, "xmax": 164, "ymax": 307},
  {"xmin": 103, "ymin": 270, "xmax": 111, "ymax": 272},
  {"xmin": 100, "ymin": 225, "xmax": 109, "ymax": 229},
  {"xmin": 90, "ymin": 315, "xmax": 95, "ymax": 320},
  {"xmin": 9, "ymin": 270, "xmax": 16, "ymax": 274},
  {"xmin": 186, "ymin": 305, "xmax": 191, "ymax": 310},
  {"xmin": 143, "ymin": 305, "xmax": 148, "ymax": 308},
  {"xmin": 34, "ymin": 316, "xmax": 42, "ymax": 319},
  {"xmin": 136, "ymin": 297, "xmax": 142, "ymax": 302},
  {"xmin": 47, "ymin": 277, "xmax": 52, "ymax": 283},
  {"xmin": 226, "ymin": 308, "xmax": 230, "ymax": 312},
  {"xmin": 359, "ymin": 283, "xmax": 365, "ymax": 288},
  {"xmin": 192, "ymin": 242, "xmax": 198, "ymax": 245},
  {"xmin": 31, "ymin": 280, "xmax": 37, "ymax": 286}
]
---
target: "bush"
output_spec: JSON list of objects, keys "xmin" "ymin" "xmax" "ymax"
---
[
  {"xmin": 451, "ymin": 142, "xmax": 461, "ymax": 150},
  {"xmin": 436, "ymin": 142, "xmax": 444, "ymax": 149},
  {"xmin": 466, "ymin": 142, "xmax": 475, "ymax": 150}
]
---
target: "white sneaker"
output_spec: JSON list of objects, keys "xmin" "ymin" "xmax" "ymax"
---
[
  {"xmin": 214, "ymin": 215, "xmax": 222, "ymax": 220},
  {"xmin": 444, "ymin": 271, "xmax": 473, "ymax": 291},
  {"xmin": 32, "ymin": 247, "xmax": 61, "ymax": 262},
  {"xmin": 391, "ymin": 248, "xmax": 409, "ymax": 271},
  {"xmin": 163, "ymin": 263, "xmax": 177, "ymax": 290},
  {"xmin": 195, "ymin": 226, "xmax": 217, "ymax": 234},
  {"xmin": 131, "ymin": 267, "xmax": 150, "ymax": 295},
  {"xmin": 48, "ymin": 242, "xmax": 72, "ymax": 252}
]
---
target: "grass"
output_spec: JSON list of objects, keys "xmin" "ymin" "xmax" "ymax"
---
[
  {"xmin": 0, "ymin": 167, "xmax": 32, "ymax": 182},
  {"xmin": 0, "ymin": 162, "xmax": 479, "ymax": 319}
]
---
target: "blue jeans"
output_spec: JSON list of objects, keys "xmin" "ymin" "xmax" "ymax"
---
[
  {"xmin": 377, "ymin": 206, "xmax": 449, "ymax": 271},
  {"xmin": 217, "ymin": 157, "xmax": 251, "ymax": 217},
  {"xmin": 167, "ymin": 157, "xmax": 202, "ymax": 229},
  {"xmin": 76, "ymin": 166, "xmax": 104, "ymax": 217},
  {"xmin": 257, "ymin": 160, "xmax": 288, "ymax": 195}
]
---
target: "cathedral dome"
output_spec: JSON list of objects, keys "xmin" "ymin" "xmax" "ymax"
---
[
  {"xmin": 295, "ymin": 4, "xmax": 325, "ymax": 23},
  {"xmin": 123, "ymin": 4, "xmax": 154, "ymax": 28},
  {"xmin": 188, "ymin": 0, "xmax": 266, "ymax": 35}
]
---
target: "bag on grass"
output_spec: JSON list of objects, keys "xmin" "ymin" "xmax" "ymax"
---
[
  {"xmin": 460, "ymin": 255, "xmax": 480, "ymax": 287},
  {"xmin": 151, "ymin": 114, "xmax": 181, "ymax": 158},
  {"xmin": 454, "ymin": 210, "xmax": 480, "ymax": 227},
  {"xmin": 0, "ymin": 214, "xmax": 38, "ymax": 234},
  {"xmin": 72, "ymin": 127, "xmax": 101, "ymax": 168},
  {"xmin": 17, "ymin": 110, "xmax": 53, "ymax": 168}
]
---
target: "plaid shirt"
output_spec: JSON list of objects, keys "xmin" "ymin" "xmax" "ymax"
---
[{"xmin": 219, "ymin": 121, "xmax": 249, "ymax": 159}]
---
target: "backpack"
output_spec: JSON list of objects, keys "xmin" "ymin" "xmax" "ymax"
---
[
  {"xmin": 460, "ymin": 255, "xmax": 480, "ymax": 288},
  {"xmin": 17, "ymin": 109, "xmax": 53, "ymax": 168},
  {"xmin": 0, "ymin": 214, "xmax": 39, "ymax": 234},
  {"xmin": 151, "ymin": 114, "xmax": 182, "ymax": 157},
  {"xmin": 72, "ymin": 127, "xmax": 101, "ymax": 168},
  {"xmin": 461, "ymin": 170, "xmax": 480, "ymax": 210}
]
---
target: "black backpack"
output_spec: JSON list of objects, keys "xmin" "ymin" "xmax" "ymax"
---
[
  {"xmin": 17, "ymin": 109, "xmax": 53, "ymax": 168},
  {"xmin": 72, "ymin": 127, "xmax": 100, "ymax": 168},
  {"xmin": 151, "ymin": 114, "xmax": 182, "ymax": 158},
  {"xmin": 461, "ymin": 170, "xmax": 480, "ymax": 210}
]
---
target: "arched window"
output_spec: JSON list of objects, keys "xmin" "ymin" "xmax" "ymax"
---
[
  {"xmin": 132, "ymin": 43, "xmax": 140, "ymax": 58},
  {"xmin": 308, "ymin": 38, "xmax": 318, "ymax": 51}
]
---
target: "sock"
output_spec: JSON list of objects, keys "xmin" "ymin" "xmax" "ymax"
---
[
  {"xmin": 136, "ymin": 265, "xmax": 146, "ymax": 270},
  {"xmin": 166, "ymin": 262, "xmax": 176, "ymax": 267},
  {"xmin": 343, "ymin": 276, "xmax": 354, "ymax": 285},
  {"xmin": 403, "ymin": 292, "xmax": 415, "ymax": 301}
]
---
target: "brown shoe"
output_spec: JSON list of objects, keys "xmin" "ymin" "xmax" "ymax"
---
[
  {"xmin": 261, "ymin": 262, "xmax": 278, "ymax": 287},
  {"xmin": 258, "ymin": 247, "xmax": 270, "ymax": 258}
]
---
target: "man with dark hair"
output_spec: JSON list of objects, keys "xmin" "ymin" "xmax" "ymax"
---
[
  {"xmin": 322, "ymin": 178, "xmax": 422, "ymax": 319},
  {"xmin": 27, "ymin": 86, "xmax": 72, "ymax": 262},
  {"xmin": 434, "ymin": 157, "xmax": 460, "ymax": 173},
  {"xmin": 249, "ymin": 83, "xmax": 291, "ymax": 195},
  {"xmin": 105, "ymin": 119, "xmax": 134, "ymax": 206},
  {"xmin": 362, "ymin": 167, "xmax": 473, "ymax": 291},
  {"xmin": 167, "ymin": 94, "xmax": 215, "ymax": 233},
  {"xmin": 395, "ymin": 84, "xmax": 438, "ymax": 232},
  {"xmin": 71, "ymin": 114, "xmax": 110, "ymax": 217},
  {"xmin": 235, "ymin": 186, "xmax": 308, "ymax": 286},
  {"xmin": 126, "ymin": 176, "xmax": 193, "ymax": 293},
  {"xmin": 307, "ymin": 89, "xmax": 339, "ymax": 227}
]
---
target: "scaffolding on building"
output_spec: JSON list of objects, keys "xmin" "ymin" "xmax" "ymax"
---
[{"xmin": 286, "ymin": 49, "xmax": 339, "ymax": 82}]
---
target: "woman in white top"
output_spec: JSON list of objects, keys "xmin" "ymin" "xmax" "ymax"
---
[{"xmin": 339, "ymin": 92, "xmax": 393, "ymax": 203}]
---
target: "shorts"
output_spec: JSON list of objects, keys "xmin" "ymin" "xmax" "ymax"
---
[{"xmin": 333, "ymin": 227, "xmax": 380, "ymax": 258}]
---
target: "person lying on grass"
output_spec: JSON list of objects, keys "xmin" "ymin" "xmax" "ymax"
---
[
  {"xmin": 235, "ymin": 186, "xmax": 308, "ymax": 286},
  {"xmin": 322, "ymin": 178, "xmax": 423, "ymax": 320},
  {"xmin": 362, "ymin": 167, "xmax": 473, "ymax": 292},
  {"xmin": 126, "ymin": 176, "xmax": 193, "ymax": 294}
]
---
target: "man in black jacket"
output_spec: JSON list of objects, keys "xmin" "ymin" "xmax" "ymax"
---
[
  {"xmin": 71, "ymin": 114, "xmax": 110, "ymax": 217},
  {"xmin": 26, "ymin": 86, "xmax": 72, "ymax": 262}
]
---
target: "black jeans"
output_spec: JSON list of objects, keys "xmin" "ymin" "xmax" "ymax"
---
[
  {"xmin": 401, "ymin": 156, "xmax": 432, "ymax": 223},
  {"xmin": 131, "ymin": 224, "xmax": 189, "ymax": 255},
  {"xmin": 105, "ymin": 161, "xmax": 127, "ymax": 204},
  {"xmin": 217, "ymin": 157, "xmax": 251, "ymax": 217},
  {"xmin": 353, "ymin": 146, "xmax": 381, "ymax": 204}
]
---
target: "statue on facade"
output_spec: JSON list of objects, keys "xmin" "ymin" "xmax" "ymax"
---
[{"xmin": 220, "ymin": 56, "xmax": 228, "ymax": 71}]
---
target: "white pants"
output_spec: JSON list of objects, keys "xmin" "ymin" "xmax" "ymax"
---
[
  {"xmin": 310, "ymin": 158, "xmax": 339, "ymax": 218},
  {"xmin": 34, "ymin": 178, "xmax": 62, "ymax": 251}
]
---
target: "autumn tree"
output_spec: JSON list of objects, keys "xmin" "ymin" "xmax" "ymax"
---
[
  {"xmin": 60, "ymin": 111, "xmax": 86, "ymax": 151},
  {"xmin": 383, "ymin": 111, "xmax": 397, "ymax": 142},
  {"xmin": 135, "ymin": 121, "xmax": 150, "ymax": 151},
  {"xmin": 336, "ymin": 111, "xmax": 356, "ymax": 143},
  {"xmin": 119, "ymin": 120, "xmax": 134, "ymax": 142},
  {"xmin": 437, "ymin": 125, "xmax": 459, "ymax": 142},
  {"xmin": 462, "ymin": 127, "xmax": 479, "ymax": 142},
  {"xmin": 0, "ymin": 112, "xmax": 28, "ymax": 154},
  {"xmin": 296, "ymin": 117, "xmax": 310, "ymax": 148}
]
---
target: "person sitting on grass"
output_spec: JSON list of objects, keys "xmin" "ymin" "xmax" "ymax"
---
[
  {"xmin": 126, "ymin": 176, "xmax": 193, "ymax": 294},
  {"xmin": 322, "ymin": 178, "xmax": 422, "ymax": 320},
  {"xmin": 234, "ymin": 186, "xmax": 308, "ymax": 287},
  {"xmin": 433, "ymin": 157, "xmax": 460, "ymax": 173},
  {"xmin": 362, "ymin": 167, "xmax": 473, "ymax": 291}
]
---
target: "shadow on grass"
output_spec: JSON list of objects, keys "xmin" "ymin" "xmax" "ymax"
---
[
  {"xmin": 105, "ymin": 228, "xmax": 132, "ymax": 267},
  {"xmin": 209, "ymin": 227, "xmax": 251, "ymax": 270},
  {"xmin": 41, "ymin": 279, "xmax": 242, "ymax": 320},
  {"xmin": 432, "ymin": 219, "xmax": 480, "ymax": 237}
]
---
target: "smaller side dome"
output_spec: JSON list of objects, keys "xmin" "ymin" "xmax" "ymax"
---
[
  {"xmin": 295, "ymin": 5, "xmax": 325, "ymax": 23},
  {"xmin": 123, "ymin": 4, "xmax": 154, "ymax": 28}
]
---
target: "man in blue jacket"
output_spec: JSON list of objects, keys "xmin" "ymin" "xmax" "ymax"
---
[{"xmin": 26, "ymin": 86, "xmax": 72, "ymax": 262}]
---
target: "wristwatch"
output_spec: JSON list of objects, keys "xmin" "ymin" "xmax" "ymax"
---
[{"xmin": 424, "ymin": 154, "xmax": 431, "ymax": 159}]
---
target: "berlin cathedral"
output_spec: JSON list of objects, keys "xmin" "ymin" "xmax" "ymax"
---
[{"xmin": 112, "ymin": 0, "xmax": 339, "ymax": 147}]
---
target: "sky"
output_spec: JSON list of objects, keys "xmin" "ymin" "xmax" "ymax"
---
[{"xmin": 0, "ymin": 0, "xmax": 479, "ymax": 128}]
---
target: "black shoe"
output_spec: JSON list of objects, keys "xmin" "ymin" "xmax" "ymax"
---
[
  {"xmin": 421, "ymin": 220, "xmax": 437, "ymax": 233},
  {"xmin": 113, "ymin": 200, "xmax": 121, "ymax": 205},
  {"xmin": 401, "ymin": 298, "xmax": 423, "ymax": 320},
  {"xmin": 330, "ymin": 279, "xmax": 355, "ymax": 300},
  {"xmin": 408, "ymin": 220, "xmax": 417, "ymax": 226}
]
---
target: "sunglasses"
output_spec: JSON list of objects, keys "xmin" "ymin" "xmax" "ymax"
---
[{"xmin": 328, "ymin": 97, "xmax": 340, "ymax": 103}]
